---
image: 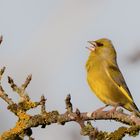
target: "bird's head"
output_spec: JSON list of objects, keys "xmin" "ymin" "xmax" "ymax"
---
[{"xmin": 87, "ymin": 38, "xmax": 116, "ymax": 60}]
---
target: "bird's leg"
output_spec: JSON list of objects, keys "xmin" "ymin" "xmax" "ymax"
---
[
  {"xmin": 87, "ymin": 105, "xmax": 109, "ymax": 118},
  {"xmin": 107, "ymin": 103, "xmax": 121, "ymax": 114},
  {"xmin": 92, "ymin": 104, "xmax": 109, "ymax": 117},
  {"xmin": 94, "ymin": 104, "xmax": 109, "ymax": 112}
]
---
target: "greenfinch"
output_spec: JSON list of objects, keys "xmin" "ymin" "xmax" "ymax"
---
[{"xmin": 86, "ymin": 38, "xmax": 139, "ymax": 115}]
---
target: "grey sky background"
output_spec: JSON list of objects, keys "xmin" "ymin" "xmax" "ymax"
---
[{"xmin": 0, "ymin": 0, "xmax": 140, "ymax": 140}]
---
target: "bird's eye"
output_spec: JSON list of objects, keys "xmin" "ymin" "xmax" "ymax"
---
[{"xmin": 96, "ymin": 42, "xmax": 103, "ymax": 47}]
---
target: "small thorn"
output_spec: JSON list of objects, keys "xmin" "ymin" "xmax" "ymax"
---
[
  {"xmin": 0, "ymin": 35, "xmax": 3, "ymax": 45},
  {"xmin": 76, "ymin": 108, "xmax": 80, "ymax": 117}
]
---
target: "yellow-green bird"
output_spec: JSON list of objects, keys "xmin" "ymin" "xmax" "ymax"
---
[{"xmin": 86, "ymin": 38, "xmax": 139, "ymax": 115}]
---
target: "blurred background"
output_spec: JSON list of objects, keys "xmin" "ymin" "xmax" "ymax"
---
[{"xmin": 0, "ymin": 0, "xmax": 140, "ymax": 139}]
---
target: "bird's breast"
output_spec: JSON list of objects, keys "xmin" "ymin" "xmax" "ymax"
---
[{"xmin": 87, "ymin": 66, "xmax": 118, "ymax": 105}]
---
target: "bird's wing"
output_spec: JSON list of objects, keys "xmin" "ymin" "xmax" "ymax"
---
[{"xmin": 105, "ymin": 62, "xmax": 134, "ymax": 103}]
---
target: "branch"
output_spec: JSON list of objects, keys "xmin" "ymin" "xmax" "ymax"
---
[{"xmin": 0, "ymin": 68, "xmax": 140, "ymax": 140}]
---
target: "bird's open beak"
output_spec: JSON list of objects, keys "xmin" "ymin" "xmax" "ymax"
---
[{"xmin": 86, "ymin": 41, "xmax": 97, "ymax": 51}]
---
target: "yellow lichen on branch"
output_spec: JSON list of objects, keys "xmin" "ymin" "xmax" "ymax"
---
[{"xmin": 0, "ymin": 66, "xmax": 140, "ymax": 139}]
